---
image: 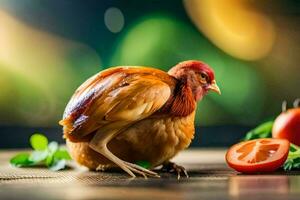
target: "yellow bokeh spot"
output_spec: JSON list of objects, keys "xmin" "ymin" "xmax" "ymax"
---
[
  {"xmin": 184, "ymin": 0, "xmax": 276, "ymax": 60},
  {"xmin": 0, "ymin": 10, "xmax": 101, "ymax": 125}
]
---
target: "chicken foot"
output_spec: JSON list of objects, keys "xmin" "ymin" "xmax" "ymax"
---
[
  {"xmin": 89, "ymin": 129, "xmax": 160, "ymax": 178},
  {"xmin": 162, "ymin": 161, "xmax": 189, "ymax": 179}
]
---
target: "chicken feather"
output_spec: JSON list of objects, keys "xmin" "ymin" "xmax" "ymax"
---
[{"xmin": 60, "ymin": 67, "xmax": 175, "ymax": 141}]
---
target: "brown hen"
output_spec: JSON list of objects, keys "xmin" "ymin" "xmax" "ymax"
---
[{"xmin": 59, "ymin": 60, "xmax": 220, "ymax": 178}]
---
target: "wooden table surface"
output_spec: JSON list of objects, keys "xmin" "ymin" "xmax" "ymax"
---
[{"xmin": 1, "ymin": 149, "xmax": 300, "ymax": 200}]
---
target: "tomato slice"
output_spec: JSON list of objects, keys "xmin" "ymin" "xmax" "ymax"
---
[{"xmin": 226, "ymin": 138, "xmax": 290, "ymax": 173}]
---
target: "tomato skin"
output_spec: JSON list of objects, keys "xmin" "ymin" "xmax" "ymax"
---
[
  {"xmin": 272, "ymin": 108, "xmax": 300, "ymax": 146},
  {"xmin": 226, "ymin": 153, "xmax": 288, "ymax": 173},
  {"xmin": 226, "ymin": 139, "xmax": 290, "ymax": 173}
]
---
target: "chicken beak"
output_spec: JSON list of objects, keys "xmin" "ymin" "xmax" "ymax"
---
[{"xmin": 209, "ymin": 80, "xmax": 221, "ymax": 95}]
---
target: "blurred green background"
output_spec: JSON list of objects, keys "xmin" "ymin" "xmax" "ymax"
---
[{"xmin": 0, "ymin": 0, "xmax": 299, "ymax": 147}]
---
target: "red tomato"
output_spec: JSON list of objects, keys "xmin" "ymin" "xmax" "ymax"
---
[
  {"xmin": 272, "ymin": 108, "xmax": 300, "ymax": 145},
  {"xmin": 226, "ymin": 138, "xmax": 289, "ymax": 173}
]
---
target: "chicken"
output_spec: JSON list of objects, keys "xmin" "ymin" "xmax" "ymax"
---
[{"xmin": 59, "ymin": 60, "xmax": 220, "ymax": 178}]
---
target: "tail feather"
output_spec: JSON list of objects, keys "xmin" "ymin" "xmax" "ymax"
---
[{"xmin": 59, "ymin": 117, "xmax": 94, "ymax": 142}]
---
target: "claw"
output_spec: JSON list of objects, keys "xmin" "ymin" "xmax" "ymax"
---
[{"xmin": 162, "ymin": 162, "xmax": 189, "ymax": 179}]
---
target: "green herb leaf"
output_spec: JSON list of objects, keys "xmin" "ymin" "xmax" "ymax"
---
[
  {"xmin": 30, "ymin": 133, "xmax": 48, "ymax": 150},
  {"xmin": 46, "ymin": 154, "xmax": 54, "ymax": 167},
  {"xmin": 29, "ymin": 150, "xmax": 48, "ymax": 163},
  {"xmin": 289, "ymin": 143, "xmax": 299, "ymax": 152},
  {"xmin": 243, "ymin": 121, "xmax": 274, "ymax": 141},
  {"xmin": 48, "ymin": 141, "xmax": 58, "ymax": 153},
  {"xmin": 283, "ymin": 143, "xmax": 300, "ymax": 171},
  {"xmin": 10, "ymin": 133, "xmax": 72, "ymax": 171},
  {"xmin": 10, "ymin": 153, "xmax": 33, "ymax": 167},
  {"xmin": 44, "ymin": 141, "xmax": 59, "ymax": 166},
  {"xmin": 49, "ymin": 159, "xmax": 66, "ymax": 171},
  {"xmin": 136, "ymin": 160, "xmax": 151, "ymax": 169},
  {"xmin": 54, "ymin": 149, "xmax": 72, "ymax": 160},
  {"xmin": 283, "ymin": 160, "xmax": 293, "ymax": 171}
]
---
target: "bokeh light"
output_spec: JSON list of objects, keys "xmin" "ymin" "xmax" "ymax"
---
[
  {"xmin": 104, "ymin": 7, "xmax": 125, "ymax": 33},
  {"xmin": 184, "ymin": 0, "xmax": 276, "ymax": 60},
  {"xmin": 0, "ymin": 10, "xmax": 101, "ymax": 125}
]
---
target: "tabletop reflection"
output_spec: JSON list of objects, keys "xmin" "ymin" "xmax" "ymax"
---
[{"xmin": 229, "ymin": 175, "xmax": 300, "ymax": 196}]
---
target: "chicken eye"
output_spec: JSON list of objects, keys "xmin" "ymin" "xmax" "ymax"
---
[{"xmin": 199, "ymin": 73, "xmax": 208, "ymax": 83}]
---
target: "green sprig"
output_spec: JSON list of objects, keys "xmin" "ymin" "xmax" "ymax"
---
[
  {"xmin": 243, "ymin": 121, "xmax": 274, "ymax": 141},
  {"xmin": 283, "ymin": 143, "xmax": 300, "ymax": 171},
  {"xmin": 10, "ymin": 133, "xmax": 72, "ymax": 171}
]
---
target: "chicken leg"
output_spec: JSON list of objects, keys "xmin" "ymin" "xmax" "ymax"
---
[{"xmin": 89, "ymin": 129, "xmax": 160, "ymax": 178}]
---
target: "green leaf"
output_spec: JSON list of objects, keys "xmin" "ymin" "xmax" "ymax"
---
[
  {"xmin": 44, "ymin": 141, "xmax": 59, "ymax": 166},
  {"xmin": 49, "ymin": 159, "xmax": 67, "ymax": 171},
  {"xmin": 29, "ymin": 150, "xmax": 48, "ymax": 163},
  {"xmin": 283, "ymin": 143, "xmax": 300, "ymax": 171},
  {"xmin": 253, "ymin": 121, "xmax": 274, "ymax": 133},
  {"xmin": 53, "ymin": 149, "xmax": 72, "ymax": 160},
  {"xmin": 136, "ymin": 160, "xmax": 151, "ymax": 169},
  {"xmin": 243, "ymin": 121, "xmax": 273, "ymax": 141},
  {"xmin": 290, "ymin": 143, "xmax": 299, "ymax": 152},
  {"xmin": 48, "ymin": 141, "xmax": 58, "ymax": 153},
  {"xmin": 46, "ymin": 154, "xmax": 54, "ymax": 167},
  {"xmin": 30, "ymin": 133, "xmax": 48, "ymax": 150},
  {"xmin": 10, "ymin": 133, "xmax": 72, "ymax": 171},
  {"xmin": 283, "ymin": 160, "xmax": 293, "ymax": 171},
  {"xmin": 10, "ymin": 153, "xmax": 33, "ymax": 167}
]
